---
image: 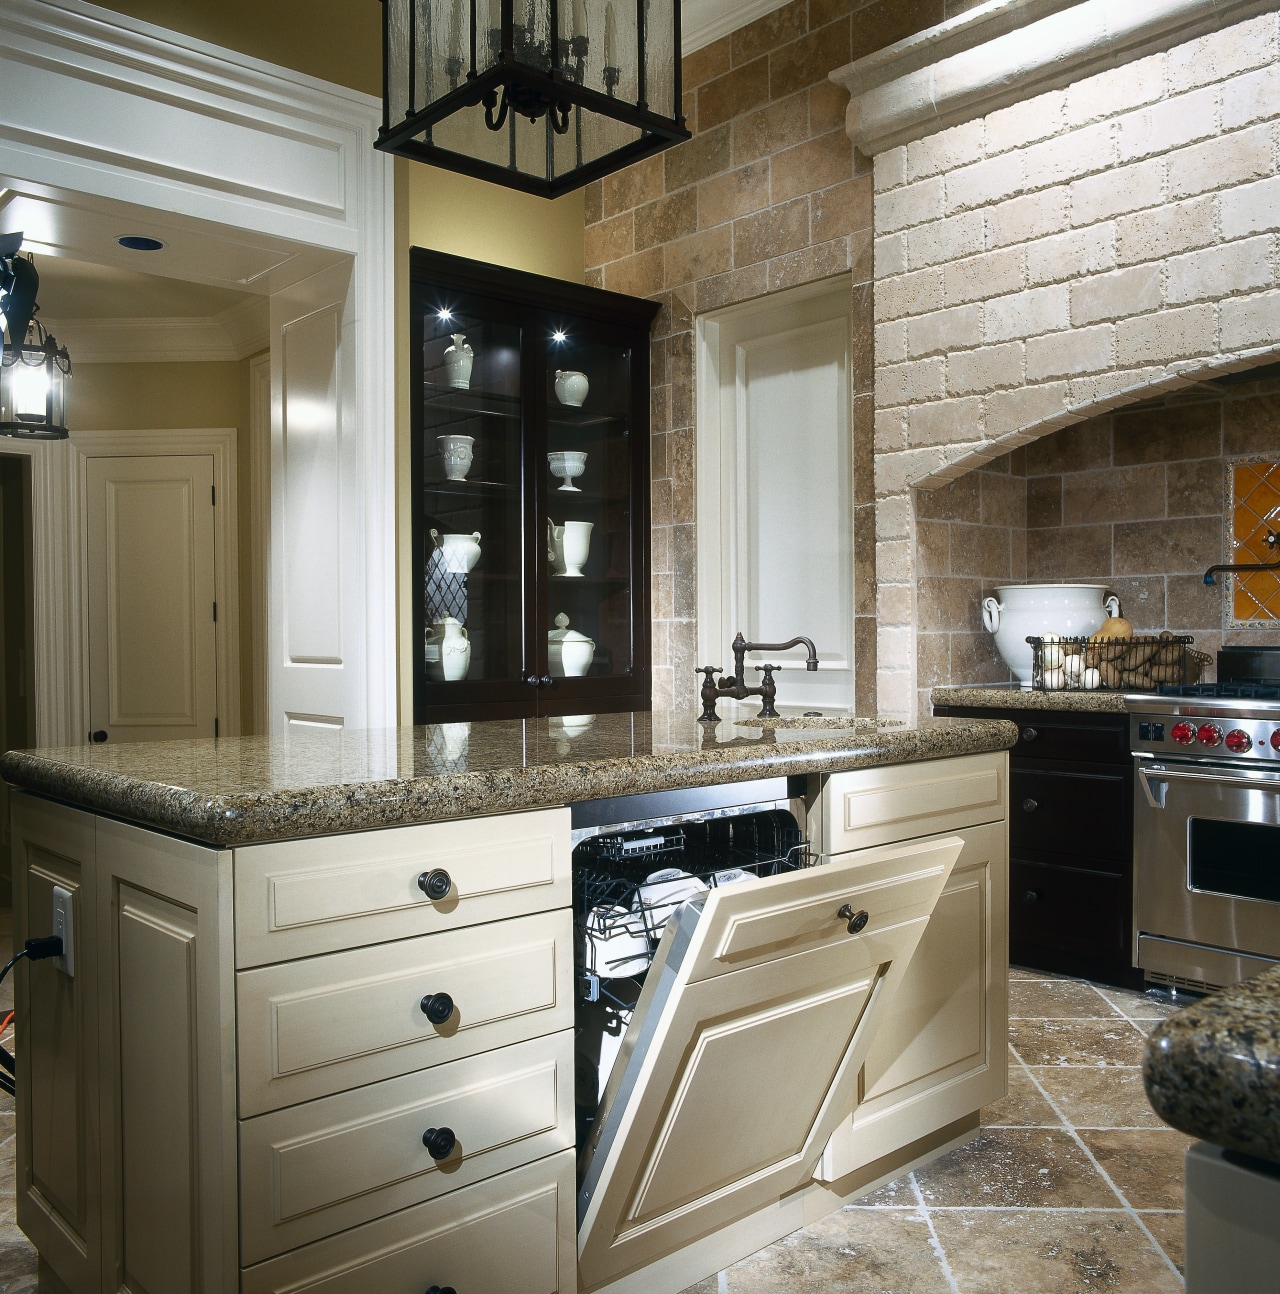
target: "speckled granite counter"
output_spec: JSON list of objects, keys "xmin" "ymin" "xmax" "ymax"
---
[
  {"xmin": 1144, "ymin": 965, "xmax": 1280, "ymax": 1166},
  {"xmin": 933, "ymin": 685, "xmax": 1129, "ymax": 713},
  {"xmin": 0, "ymin": 708, "xmax": 1017, "ymax": 847}
]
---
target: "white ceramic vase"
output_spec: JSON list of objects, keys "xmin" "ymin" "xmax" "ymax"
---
[
  {"xmin": 437, "ymin": 434, "xmax": 474, "ymax": 481},
  {"xmin": 554, "ymin": 369, "xmax": 589, "ymax": 407},
  {"xmin": 548, "ymin": 450, "xmax": 587, "ymax": 491},
  {"xmin": 424, "ymin": 616, "xmax": 471, "ymax": 682},
  {"xmin": 982, "ymin": 584, "xmax": 1121, "ymax": 687},
  {"xmin": 547, "ymin": 518, "xmax": 592, "ymax": 577},
  {"xmin": 430, "ymin": 528, "xmax": 482, "ymax": 574},
  {"xmin": 443, "ymin": 333, "xmax": 474, "ymax": 389}
]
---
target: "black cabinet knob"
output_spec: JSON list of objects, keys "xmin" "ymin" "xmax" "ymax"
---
[
  {"xmin": 422, "ymin": 1126, "xmax": 456, "ymax": 1160},
  {"xmin": 1021, "ymin": 726, "xmax": 1038, "ymax": 742},
  {"xmin": 424, "ymin": 1286, "xmax": 457, "ymax": 1294},
  {"xmin": 418, "ymin": 869, "xmax": 452, "ymax": 900},
  {"xmin": 1024, "ymin": 890, "xmax": 1042, "ymax": 903},
  {"xmin": 89, "ymin": 730, "xmax": 108, "ymax": 743},
  {"xmin": 420, "ymin": 992, "xmax": 455, "ymax": 1025},
  {"xmin": 837, "ymin": 903, "xmax": 870, "ymax": 934},
  {"xmin": 1022, "ymin": 798, "xmax": 1038, "ymax": 813}
]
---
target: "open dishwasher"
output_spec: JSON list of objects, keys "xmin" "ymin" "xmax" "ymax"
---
[{"xmin": 568, "ymin": 778, "xmax": 964, "ymax": 1292}]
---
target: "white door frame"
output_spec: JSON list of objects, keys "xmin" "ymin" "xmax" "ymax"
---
[
  {"xmin": 0, "ymin": 0, "xmax": 397, "ymax": 743},
  {"xmin": 73, "ymin": 428, "xmax": 240, "ymax": 740}
]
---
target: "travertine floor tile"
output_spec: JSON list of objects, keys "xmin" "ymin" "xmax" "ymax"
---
[
  {"xmin": 933, "ymin": 1209, "xmax": 1184, "ymax": 1294},
  {"xmin": 1095, "ymin": 986, "xmax": 1181, "ymax": 1020},
  {"xmin": 1138, "ymin": 1210, "xmax": 1186, "ymax": 1273},
  {"xmin": 719, "ymin": 1206, "xmax": 953, "ymax": 1292},
  {"xmin": 913, "ymin": 1128, "xmax": 1121, "ymax": 1210},
  {"xmin": 1029, "ymin": 1066, "xmax": 1168, "ymax": 1129},
  {"xmin": 1010, "ymin": 1017, "xmax": 1149, "ymax": 1067},
  {"xmin": 1009, "ymin": 979, "xmax": 1123, "ymax": 1019},
  {"xmin": 981, "ymin": 1065, "xmax": 1064, "ymax": 1128},
  {"xmin": 1078, "ymin": 1128, "xmax": 1195, "ymax": 1211}
]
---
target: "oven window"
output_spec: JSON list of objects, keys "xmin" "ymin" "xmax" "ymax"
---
[{"xmin": 1188, "ymin": 818, "xmax": 1280, "ymax": 903}]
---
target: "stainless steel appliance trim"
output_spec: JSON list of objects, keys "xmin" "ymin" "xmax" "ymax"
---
[
  {"xmin": 1136, "ymin": 933, "xmax": 1280, "ymax": 989},
  {"xmin": 1138, "ymin": 761, "xmax": 1280, "ymax": 808}
]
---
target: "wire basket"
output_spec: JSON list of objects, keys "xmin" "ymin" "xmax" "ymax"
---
[
  {"xmin": 572, "ymin": 811, "xmax": 811, "ymax": 1004},
  {"xmin": 1027, "ymin": 634, "xmax": 1210, "ymax": 691}
]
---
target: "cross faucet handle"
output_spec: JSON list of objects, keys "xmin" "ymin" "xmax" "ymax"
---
[
  {"xmin": 696, "ymin": 665, "xmax": 723, "ymax": 723},
  {"xmin": 756, "ymin": 663, "xmax": 780, "ymax": 719}
]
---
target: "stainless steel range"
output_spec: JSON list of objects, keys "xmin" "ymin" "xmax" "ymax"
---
[{"xmin": 1128, "ymin": 648, "xmax": 1280, "ymax": 992}]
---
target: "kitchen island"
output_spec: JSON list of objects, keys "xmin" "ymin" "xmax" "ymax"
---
[{"xmin": 2, "ymin": 709, "xmax": 1015, "ymax": 1294}]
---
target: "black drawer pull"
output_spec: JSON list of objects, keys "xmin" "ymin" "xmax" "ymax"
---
[
  {"xmin": 1021, "ymin": 727, "xmax": 1038, "ymax": 742},
  {"xmin": 1022, "ymin": 798, "xmax": 1038, "ymax": 813},
  {"xmin": 837, "ymin": 904, "xmax": 870, "ymax": 934},
  {"xmin": 422, "ymin": 1126, "xmax": 456, "ymax": 1161},
  {"xmin": 1024, "ymin": 890, "xmax": 1042, "ymax": 903},
  {"xmin": 418, "ymin": 869, "xmax": 453, "ymax": 900},
  {"xmin": 420, "ymin": 992, "xmax": 455, "ymax": 1025}
]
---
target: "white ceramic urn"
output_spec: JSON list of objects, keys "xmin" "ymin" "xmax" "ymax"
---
[
  {"xmin": 548, "ymin": 612, "xmax": 595, "ymax": 677},
  {"xmin": 430, "ymin": 528, "xmax": 482, "ymax": 574},
  {"xmin": 554, "ymin": 369, "xmax": 589, "ymax": 407},
  {"xmin": 443, "ymin": 333, "xmax": 474, "ymax": 389},
  {"xmin": 424, "ymin": 616, "xmax": 471, "ymax": 682},
  {"xmin": 982, "ymin": 584, "xmax": 1121, "ymax": 687}
]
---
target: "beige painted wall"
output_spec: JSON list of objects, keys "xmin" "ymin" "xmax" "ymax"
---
[{"xmin": 68, "ymin": 360, "xmax": 258, "ymax": 732}]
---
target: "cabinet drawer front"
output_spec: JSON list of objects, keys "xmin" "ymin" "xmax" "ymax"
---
[
  {"xmin": 237, "ymin": 909, "xmax": 574, "ymax": 1115},
  {"xmin": 233, "ymin": 808, "xmax": 571, "ymax": 967},
  {"xmin": 1011, "ymin": 716, "xmax": 1129, "ymax": 764},
  {"xmin": 1011, "ymin": 858, "xmax": 1128, "ymax": 959},
  {"xmin": 241, "ymin": 1148, "xmax": 577, "ymax": 1293},
  {"xmin": 239, "ymin": 1031, "xmax": 574, "ymax": 1264},
  {"xmin": 822, "ymin": 752, "xmax": 1006, "ymax": 854},
  {"xmin": 1011, "ymin": 765, "xmax": 1128, "ymax": 864}
]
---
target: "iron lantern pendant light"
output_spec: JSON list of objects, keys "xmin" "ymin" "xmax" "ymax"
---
[
  {"xmin": 377, "ymin": 0, "xmax": 690, "ymax": 196},
  {"xmin": 0, "ymin": 318, "xmax": 72, "ymax": 441}
]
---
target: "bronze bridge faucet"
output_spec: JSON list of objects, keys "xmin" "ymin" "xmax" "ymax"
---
[{"xmin": 697, "ymin": 632, "xmax": 820, "ymax": 722}]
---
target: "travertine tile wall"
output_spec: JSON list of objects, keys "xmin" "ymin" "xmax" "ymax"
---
[
  {"xmin": 871, "ymin": 12, "xmax": 1280, "ymax": 720},
  {"xmin": 916, "ymin": 374, "xmax": 1280, "ymax": 712},
  {"xmin": 583, "ymin": 0, "xmax": 981, "ymax": 712}
]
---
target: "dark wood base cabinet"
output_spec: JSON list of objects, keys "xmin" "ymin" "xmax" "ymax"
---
[{"xmin": 934, "ymin": 705, "xmax": 1142, "ymax": 988}]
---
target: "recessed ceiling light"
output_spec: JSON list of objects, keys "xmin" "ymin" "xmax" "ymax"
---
[{"xmin": 117, "ymin": 235, "xmax": 165, "ymax": 252}]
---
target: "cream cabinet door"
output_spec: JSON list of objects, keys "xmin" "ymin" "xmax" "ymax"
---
[
  {"xmin": 576, "ymin": 835, "xmax": 962, "ymax": 1292},
  {"xmin": 86, "ymin": 454, "xmax": 217, "ymax": 743}
]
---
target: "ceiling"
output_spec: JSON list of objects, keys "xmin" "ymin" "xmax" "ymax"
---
[{"xmin": 31, "ymin": 254, "xmax": 252, "ymax": 321}]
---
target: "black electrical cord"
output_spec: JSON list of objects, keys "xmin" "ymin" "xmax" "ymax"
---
[{"xmin": 0, "ymin": 936, "xmax": 65, "ymax": 1092}]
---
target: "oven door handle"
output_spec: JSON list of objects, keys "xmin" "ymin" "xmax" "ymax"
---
[
  {"xmin": 1138, "ymin": 767, "xmax": 1169, "ymax": 809},
  {"xmin": 1137, "ymin": 762, "xmax": 1280, "ymax": 809}
]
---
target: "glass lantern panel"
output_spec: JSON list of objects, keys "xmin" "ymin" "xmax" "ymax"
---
[
  {"xmin": 419, "ymin": 302, "xmax": 525, "ymax": 690},
  {"xmin": 544, "ymin": 334, "xmax": 634, "ymax": 682}
]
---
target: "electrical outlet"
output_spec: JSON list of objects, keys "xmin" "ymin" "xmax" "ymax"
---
[{"xmin": 51, "ymin": 886, "xmax": 74, "ymax": 978}]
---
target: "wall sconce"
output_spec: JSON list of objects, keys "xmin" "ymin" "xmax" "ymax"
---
[{"xmin": 377, "ymin": 0, "xmax": 690, "ymax": 197}]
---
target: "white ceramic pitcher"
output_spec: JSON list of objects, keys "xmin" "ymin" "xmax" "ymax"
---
[{"xmin": 547, "ymin": 518, "xmax": 593, "ymax": 577}]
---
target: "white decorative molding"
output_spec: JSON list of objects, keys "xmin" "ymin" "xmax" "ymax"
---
[
  {"xmin": 0, "ymin": 0, "xmax": 398, "ymax": 734},
  {"xmin": 46, "ymin": 297, "xmax": 270, "ymax": 364},
  {"xmin": 833, "ymin": 0, "xmax": 1279, "ymax": 152},
  {"xmin": 682, "ymin": 0, "xmax": 791, "ymax": 54}
]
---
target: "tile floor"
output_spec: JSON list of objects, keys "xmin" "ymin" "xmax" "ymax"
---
[
  {"xmin": 0, "ymin": 965, "xmax": 1189, "ymax": 1294},
  {"xmin": 683, "ymin": 967, "xmax": 1188, "ymax": 1293}
]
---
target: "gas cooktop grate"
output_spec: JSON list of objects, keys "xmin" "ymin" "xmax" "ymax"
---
[{"xmin": 1157, "ymin": 681, "xmax": 1280, "ymax": 700}]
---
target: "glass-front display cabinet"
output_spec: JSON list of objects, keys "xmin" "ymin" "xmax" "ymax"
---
[{"xmin": 410, "ymin": 249, "xmax": 659, "ymax": 723}]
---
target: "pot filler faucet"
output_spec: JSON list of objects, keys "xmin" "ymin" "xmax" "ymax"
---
[
  {"xmin": 697, "ymin": 632, "xmax": 819, "ymax": 723},
  {"xmin": 1204, "ymin": 530, "xmax": 1280, "ymax": 584}
]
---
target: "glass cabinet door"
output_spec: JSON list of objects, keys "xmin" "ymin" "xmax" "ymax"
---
[
  {"xmin": 541, "ymin": 326, "xmax": 641, "ymax": 709},
  {"xmin": 411, "ymin": 251, "xmax": 656, "ymax": 724}
]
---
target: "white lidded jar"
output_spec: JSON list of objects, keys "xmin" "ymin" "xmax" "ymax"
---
[
  {"xmin": 547, "ymin": 612, "xmax": 595, "ymax": 677},
  {"xmin": 981, "ymin": 584, "xmax": 1120, "ymax": 687}
]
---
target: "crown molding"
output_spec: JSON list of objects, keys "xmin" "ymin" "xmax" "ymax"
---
[
  {"xmin": 682, "ymin": 0, "xmax": 791, "ymax": 54},
  {"xmin": 46, "ymin": 296, "xmax": 269, "ymax": 364}
]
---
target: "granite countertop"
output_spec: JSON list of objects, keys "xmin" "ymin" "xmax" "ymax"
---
[
  {"xmin": 0, "ymin": 707, "xmax": 1018, "ymax": 847},
  {"xmin": 1144, "ymin": 965, "xmax": 1280, "ymax": 1166},
  {"xmin": 933, "ymin": 685, "xmax": 1129, "ymax": 713}
]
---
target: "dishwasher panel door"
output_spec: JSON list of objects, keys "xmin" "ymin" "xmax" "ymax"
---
[{"xmin": 576, "ymin": 834, "xmax": 963, "ymax": 1292}]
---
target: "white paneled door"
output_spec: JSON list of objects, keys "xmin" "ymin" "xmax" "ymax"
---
[{"xmin": 87, "ymin": 455, "xmax": 217, "ymax": 744}]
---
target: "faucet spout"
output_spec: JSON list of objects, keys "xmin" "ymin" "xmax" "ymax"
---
[
  {"xmin": 695, "ymin": 631, "xmax": 821, "ymax": 722},
  {"xmin": 1204, "ymin": 531, "xmax": 1280, "ymax": 585}
]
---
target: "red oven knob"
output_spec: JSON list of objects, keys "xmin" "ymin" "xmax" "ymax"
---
[
  {"xmin": 1272, "ymin": 730, "xmax": 1280, "ymax": 752},
  {"xmin": 1171, "ymin": 721, "xmax": 1196, "ymax": 745},
  {"xmin": 1197, "ymin": 723, "xmax": 1224, "ymax": 747},
  {"xmin": 1225, "ymin": 728, "xmax": 1253, "ymax": 753}
]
